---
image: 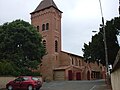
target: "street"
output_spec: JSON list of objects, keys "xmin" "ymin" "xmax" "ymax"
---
[
  {"xmin": 40, "ymin": 79, "xmax": 110, "ymax": 90},
  {"xmin": 0, "ymin": 79, "xmax": 111, "ymax": 90}
]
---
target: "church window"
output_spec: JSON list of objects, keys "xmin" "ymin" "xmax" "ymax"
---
[
  {"xmin": 43, "ymin": 40, "xmax": 46, "ymax": 50},
  {"xmin": 37, "ymin": 26, "xmax": 39, "ymax": 32},
  {"xmin": 79, "ymin": 60, "xmax": 81, "ymax": 66},
  {"xmin": 46, "ymin": 23, "xmax": 49, "ymax": 30},
  {"xmin": 75, "ymin": 58, "xmax": 78, "ymax": 66},
  {"xmin": 42, "ymin": 24, "xmax": 45, "ymax": 31},
  {"xmin": 55, "ymin": 40, "xmax": 58, "ymax": 52},
  {"xmin": 72, "ymin": 58, "xmax": 74, "ymax": 65}
]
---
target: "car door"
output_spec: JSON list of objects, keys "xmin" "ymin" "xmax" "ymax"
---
[
  {"xmin": 19, "ymin": 77, "xmax": 29, "ymax": 90},
  {"xmin": 13, "ymin": 77, "xmax": 22, "ymax": 89}
]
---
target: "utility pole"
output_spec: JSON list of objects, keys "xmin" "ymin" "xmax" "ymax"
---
[
  {"xmin": 119, "ymin": 0, "xmax": 120, "ymax": 16},
  {"xmin": 98, "ymin": 0, "xmax": 110, "ymax": 84}
]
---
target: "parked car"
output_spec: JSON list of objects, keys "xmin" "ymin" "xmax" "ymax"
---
[{"xmin": 6, "ymin": 76, "xmax": 42, "ymax": 90}]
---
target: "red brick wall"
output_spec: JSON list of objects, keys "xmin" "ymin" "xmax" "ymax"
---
[
  {"xmin": 59, "ymin": 52, "xmax": 71, "ymax": 66},
  {"xmin": 31, "ymin": 7, "xmax": 62, "ymax": 81},
  {"xmin": 31, "ymin": 7, "xmax": 62, "ymax": 54}
]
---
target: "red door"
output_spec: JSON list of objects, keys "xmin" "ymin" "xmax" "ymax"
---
[
  {"xmin": 87, "ymin": 71, "xmax": 90, "ymax": 80},
  {"xmin": 68, "ymin": 70, "xmax": 73, "ymax": 80},
  {"xmin": 76, "ymin": 72, "xmax": 81, "ymax": 80}
]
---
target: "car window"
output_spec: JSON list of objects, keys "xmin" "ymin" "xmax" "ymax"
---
[
  {"xmin": 23, "ymin": 77, "xmax": 29, "ymax": 81},
  {"xmin": 32, "ymin": 77, "xmax": 39, "ymax": 81},
  {"xmin": 15, "ymin": 77, "xmax": 23, "ymax": 81}
]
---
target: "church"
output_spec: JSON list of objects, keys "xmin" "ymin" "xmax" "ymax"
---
[{"xmin": 30, "ymin": 0, "xmax": 106, "ymax": 81}]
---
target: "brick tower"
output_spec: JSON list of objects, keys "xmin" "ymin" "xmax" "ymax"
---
[{"xmin": 30, "ymin": 0, "xmax": 62, "ymax": 80}]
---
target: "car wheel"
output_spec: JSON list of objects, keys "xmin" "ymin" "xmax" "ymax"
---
[
  {"xmin": 7, "ymin": 85, "xmax": 13, "ymax": 90},
  {"xmin": 36, "ymin": 87, "xmax": 40, "ymax": 90},
  {"xmin": 28, "ymin": 85, "xmax": 33, "ymax": 90}
]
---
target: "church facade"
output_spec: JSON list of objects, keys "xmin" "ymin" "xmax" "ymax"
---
[{"xmin": 30, "ymin": 0, "xmax": 106, "ymax": 81}]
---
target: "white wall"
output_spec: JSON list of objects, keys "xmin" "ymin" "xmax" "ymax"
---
[{"xmin": 111, "ymin": 68, "xmax": 120, "ymax": 90}]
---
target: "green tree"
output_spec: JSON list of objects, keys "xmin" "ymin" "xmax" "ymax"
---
[
  {"xmin": 0, "ymin": 19, "xmax": 45, "ymax": 75},
  {"xmin": 82, "ymin": 17, "xmax": 120, "ymax": 66}
]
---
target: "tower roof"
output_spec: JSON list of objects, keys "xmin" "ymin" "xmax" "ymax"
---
[{"xmin": 31, "ymin": 0, "xmax": 62, "ymax": 14}]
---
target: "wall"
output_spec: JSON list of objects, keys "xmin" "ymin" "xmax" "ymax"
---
[
  {"xmin": 0, "ymin": 77, "xmax": 15, "ymax": 89},
  {"xmin": 111, "ymin": 69, "xmax": 120, "ymax": 90},
  {"xmin": 111, "ymin": 50, "xmax": 120, "ymax": 90},
  {"xmin": 59, "ymin": 51, "xmax": 71, "ymax": 66}
]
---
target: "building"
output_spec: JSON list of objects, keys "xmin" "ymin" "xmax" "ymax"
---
[{"xmin": 30, "ymin": 0, "xmax": 106, "ymax": 81}]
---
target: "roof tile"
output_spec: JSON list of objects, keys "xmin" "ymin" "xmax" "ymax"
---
[{"xmin": 32, "ymin": 0, "xmax": 61, "ymax": 13}]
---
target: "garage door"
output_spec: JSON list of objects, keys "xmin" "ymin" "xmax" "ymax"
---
[{"xmin": 54, "ymin": 70, "xmax": 65, "ymax": 81}]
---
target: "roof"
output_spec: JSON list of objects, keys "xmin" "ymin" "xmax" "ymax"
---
[
  {"xmin": 61, "ymin": 51, "xmax": 84, "ymax": 59},
  {"xmin": 31, "ymin": 0, "xmax": 62, "ymax": 14}
]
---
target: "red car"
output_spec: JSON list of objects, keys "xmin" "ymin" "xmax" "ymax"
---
[{"xmin": 6, "ymin": 76, "xmax": 42, "ymax": 90}]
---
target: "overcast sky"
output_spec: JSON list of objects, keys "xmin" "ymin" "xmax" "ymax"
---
[{"xmin": 0, "ymin": 0, "xmax": 119, "ymax": 56}]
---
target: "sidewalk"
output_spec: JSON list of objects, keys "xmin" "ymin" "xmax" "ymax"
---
[{"xmin": 90, "ymin": 85, "xmax": 112, "ymax": 90}]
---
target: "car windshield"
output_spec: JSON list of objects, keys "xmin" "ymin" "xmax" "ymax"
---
[
  {"xmin": 15, "ymin": 77, "xmax": 23, "ymax": 81},
  {"xmin": 14, "ymin": 77, "xmax": 29, "ymax": 81}
]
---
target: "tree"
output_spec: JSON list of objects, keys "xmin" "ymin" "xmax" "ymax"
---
[
  {"xmin": 83, "ymin": 33, "xmax": 105, "ymax": 63},
  {"xmin": 82, "ymin": 17, "xmax": 120, "ymax": 66},
  {"xmin": 0, "ymin": 19, "xmax": 45, "ymax": 75}
]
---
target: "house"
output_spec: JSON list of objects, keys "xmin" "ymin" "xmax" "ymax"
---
[{"xmin": 30, "ymin": 0, "xmax": 106, "ymax": 81}]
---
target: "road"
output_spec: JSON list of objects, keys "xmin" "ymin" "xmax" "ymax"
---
[
  {"xmin": 40, "ymin": 79, "xmax": 110, "ymax": 90},
  {"xmin": 0, "ymin": 79, "xmax": 111, "ymax": 90}
]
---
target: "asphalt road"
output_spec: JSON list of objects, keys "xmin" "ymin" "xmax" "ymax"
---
[
  {"xmin": 0, "ymin": 79, "xmax": 110, "ymax": 90},
  {"xmin": 40, "ymin": 79, "xmax": 110, "ymax": 90}
]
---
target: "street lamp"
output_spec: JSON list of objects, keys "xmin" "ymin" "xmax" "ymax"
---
[{"xmin": 98, "ymin": 0, "xmax": 110, "ymax": 84}]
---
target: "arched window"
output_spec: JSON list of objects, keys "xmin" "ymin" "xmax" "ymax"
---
[
  {"xmin": 37, "ymin": 26, "xmax": 39, "ymax": 32},
  {"xmin": 43, "ymin": 40, "xmax": 46, "ymax": 50},
  {"xmin": 46, "ymin": 23, "xmax": 49, "ymax": 30},
  {"xmin": 55, "ymin": 40, "xmax": 58, "ymax": 52},
  {"xmin": 79, "ymin": 60, "xmax": 81, "ymax": 66},
  {"xmin": 72, "ymin": 58, "xmax": 74, "ymax": 65},
  {"xmin": 42, "ymin": 24, "xmax": 45, "ymax": 31},
  {"xmin": 75, "ymin": 58, "xmax": 78, "ymax": 66}
]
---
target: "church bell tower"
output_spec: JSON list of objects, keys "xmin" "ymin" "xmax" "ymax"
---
[{"xmin": 30, "ymin": 0, "xmax": 62, "ymax": 80}]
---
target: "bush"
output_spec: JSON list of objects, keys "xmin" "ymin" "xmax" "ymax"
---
[
  {"xmin": 0, "ymin": 60, "xmax": 41, "ymax": 76},
  {"xmin": 0, "ymin": 61, "xmax": 18, "ymax": 76}
]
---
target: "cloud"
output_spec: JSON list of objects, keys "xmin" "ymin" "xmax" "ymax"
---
[{"xmin": 0, "ymin": 0, "xmax": 119, "ymax": 56}]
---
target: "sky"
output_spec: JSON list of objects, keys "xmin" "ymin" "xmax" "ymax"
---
[{"xmin": 0, "ymin": 0, "xmax": 119, "ymax": 56}]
